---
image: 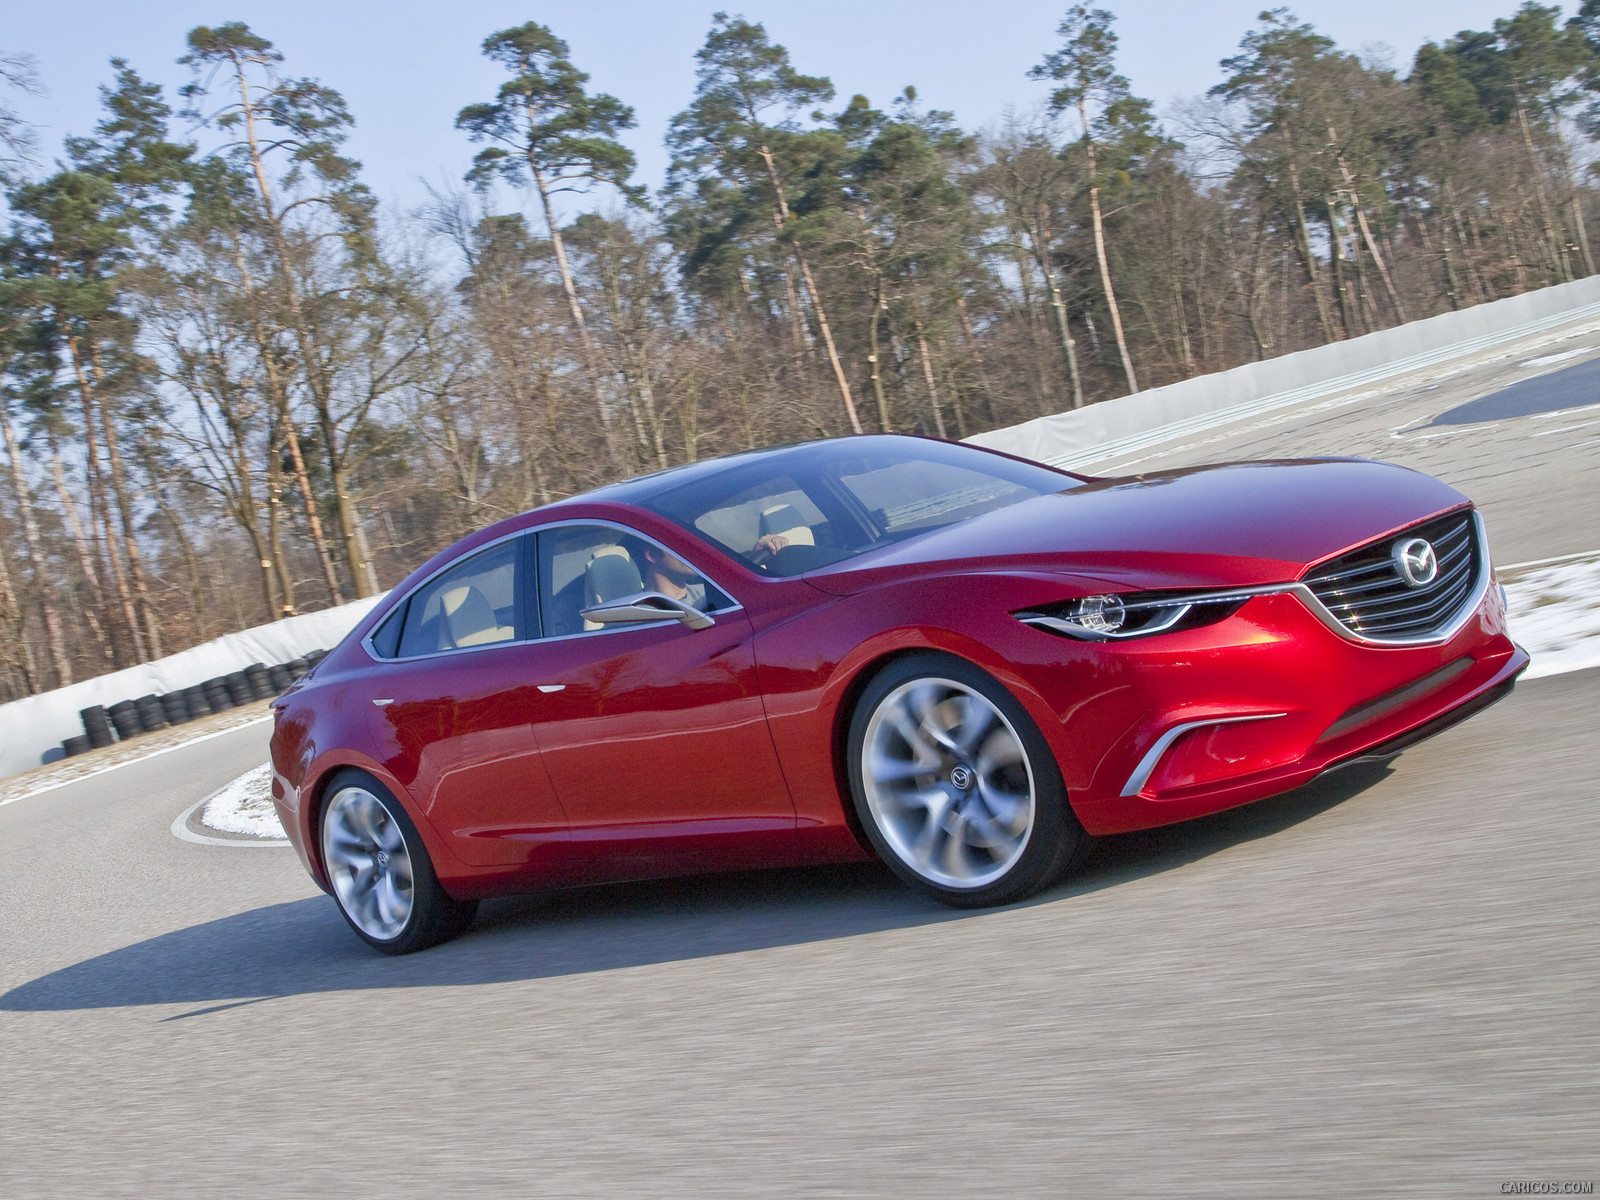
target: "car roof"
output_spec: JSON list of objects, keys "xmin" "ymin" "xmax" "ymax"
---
[{"xmin": 559, "ymin": 433, "xmax": 927, "ymax": 509}]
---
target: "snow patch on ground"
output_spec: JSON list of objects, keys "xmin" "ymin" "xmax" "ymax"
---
[
  {"xmin": 201, "ymin": 763, "xmax": 286, "ymax": 838},
  {"xmin": 1522, "ymin": 346, "xmax": 1593, "ymax": 368},
  {"xmin": 1503, "ymin": 555, "xmax": 1600, "ymax": 680}
]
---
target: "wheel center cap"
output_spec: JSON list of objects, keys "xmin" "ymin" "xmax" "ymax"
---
[
  {"xmin": 949, "ymin": 765, "xmax": 974, "ymax": 791},
  {"xmin": 376, "ymin": 850, "xmax": 389, "ymax": 869}
]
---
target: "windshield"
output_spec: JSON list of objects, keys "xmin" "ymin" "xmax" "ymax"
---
[{"xmin": 639, "ymin": 438, "xmax": 1079, "ymax": 577}]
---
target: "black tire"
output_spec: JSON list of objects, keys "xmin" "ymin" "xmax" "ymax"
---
[
  {"xmin": 318, "ymin": 769, "xmax": 478, "ymax": 955},
  {"xmin": 204, "ymin": 677, "xmax": 234, "ymax": 712},
  {"xmin": 135, "ymin": 694, "xmax": 167, "ymax": 732},
  {"xmin": 80, "ymin": 705, "xmax": 116, "ymax": 748},
  {"xmin": 107, "ymin": 700, "xmax": 143, "ymax": 740},
  {"xmin": 183, "ymin": 683, "xmax": 213, "ymax": 718},
  {"xmin": 846, "ymin": 652, "xmax": 1091, "ymax": 909},
  {"xmin": 224, "ymin": 671, "xmax": 253, "ymax": 706},
  {"xmin": 244, "ymin": 663, "xmax": 273, "ymax": 700},
  {"xmin": 159, "ymin": 691, "xmax": 190, "ymax": 725}
]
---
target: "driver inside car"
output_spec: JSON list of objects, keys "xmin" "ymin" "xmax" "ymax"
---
[
  {"xmin": 642, "ymin": 545, "xmax": 710, "ymax": 610},
  {"xmin": 752, "ymin": 503, "xmax": 816, "ymax": 561}
]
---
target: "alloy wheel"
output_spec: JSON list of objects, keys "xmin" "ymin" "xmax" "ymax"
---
[
  {"xmin": 860, "ymin": 676, "xmax": 1036, "ymax": 889},
  {"xmin": 322, "ymin": 785, "xmax": 415, "ymax": 941}
]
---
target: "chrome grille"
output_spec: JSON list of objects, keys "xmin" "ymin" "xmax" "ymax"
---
[{"xmin": 1301, "ymin": 510, "xmax": 1481, "ymax": 641}]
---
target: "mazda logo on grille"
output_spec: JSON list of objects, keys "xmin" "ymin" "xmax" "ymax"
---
[{"xmin": 1392, "ymin": 537, "xmax": 1439, "ymax": 588}]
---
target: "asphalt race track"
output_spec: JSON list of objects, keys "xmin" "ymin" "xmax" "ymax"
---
[{"xmin": 2, "ymin": 344, "xmax": 1597, "ymax": 1197}]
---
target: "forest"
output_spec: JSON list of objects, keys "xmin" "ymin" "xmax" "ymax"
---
[{"xmin": 1, "ymin": 4, "xmax": 1598, "ymax": 699}]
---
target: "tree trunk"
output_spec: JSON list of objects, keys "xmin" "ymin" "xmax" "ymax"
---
[
  {"xmin": 1327, "ymin": 199, "xmax": 1356, "ymax": 339},
  {"xmin": 0, "ymin": 543, "xmax": 38, "ymax": 694},
  {"xmin": 1042, "ymin": 260, "xmax": 1085, "ymax": 409},
  {"xmin": 756, "ymin": 143, "xmax": 865, "ymax": 434},
  {"xmin": 229, "ymin": 239, "xmax": 346, "ymax": 605},
  {"xmin": 145, "ymin": 458, "xmax": 208, "ymax": 642},
  {"xmin": 1078, "ymin": 100, "xmax": 1138, "ymax": 395},
  {"xmin": 230, "ymin": 53, "xmax": 376, "ymax": 597},
  {"xmin": 1328, "ymin": 131, "xmax": 1408, "ymax": 324},
  {"xmin": 48, "ymin": 435, "xmax": 114, "ymax": 669},
  {"xmin": 867, "ymin": 275, "xmax": 893, "ymax": 432},
  {"xmin": 0, "ymin": 407, "xmax": 70, "ymax": 685},
  {"xmin": 266, "ymin": 426, "xmax": 297, "ymax": 617},
  {"xmin": 89, "ymin": 354, "xmax": 162, "ymax": 658},
  {"xmin": 528, "ymin": 158, "xmax": 622, "ymax": 455},
  {"xmin": 1515, "ymin": 99, "xmax": 1571, "ymax": 282},
  {"xmin": 1285, "ymin": 145, "xmax": 1337, "ymax": 342},
  {"xmin": 913, "ymin": 317, "xmax": 948, "ymax": 439},
  {"xmin": 65, "ymin": 333, "xmax": 144, "ymax": 662}
]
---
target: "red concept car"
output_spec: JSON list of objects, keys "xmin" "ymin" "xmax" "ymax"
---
[{"xmin": 268, "ymin": 435, "xmax": 1527, "ymax": 953}]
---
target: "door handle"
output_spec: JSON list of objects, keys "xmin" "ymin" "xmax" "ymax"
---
[
  {"xmin": 372, "ymin": 698, "xmax": 395, "ymax": 707},
  {"xmin": 537, "ymin": 684, "xmax": 566, "ymax": 693}
]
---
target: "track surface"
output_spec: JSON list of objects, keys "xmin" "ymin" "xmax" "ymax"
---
[{"xmin": 2, "ymin": 349, "xmax": 1597, "ymax": 1197}]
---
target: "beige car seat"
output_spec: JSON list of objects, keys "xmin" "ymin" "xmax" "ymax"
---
[
  {"xmin": 758, "ymin": 503, "xmax": 815, "ymax": 549},
  {"xmin": 583, "ymin": 545, "xmax": 643, "ymax": 630},
  {"xmin": 441, "ymin": 584, "xmax": 514, "ymax": 648}
]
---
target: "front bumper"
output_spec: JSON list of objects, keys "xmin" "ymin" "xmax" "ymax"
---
[{"xmin": 1038, "ymin": 582, "xmax": 1527, "ymax": 836}]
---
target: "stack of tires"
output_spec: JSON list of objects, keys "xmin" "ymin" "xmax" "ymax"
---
[
  {"xmin": 79, "ymin": 705, "xmax": 115, "ymax": 750},
  {"xmin": 134, "ymin": 694, "xmax": 167, "ymax": 733},
  {"xmin": 60, "ymin": 648, "xmax": 329, "ymax": 759},
  {"xmin": 182, "ymin": 683, "xmax": 212, "ymax": 719}
]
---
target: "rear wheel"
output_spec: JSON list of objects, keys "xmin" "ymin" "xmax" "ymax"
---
[
  {"xmin": 847, "ymin": 654, "xmax": 1090, "ymax": 908},
  {"xmin": 320, "ymin": 771, "xmax": 477, "ymax": 955}
]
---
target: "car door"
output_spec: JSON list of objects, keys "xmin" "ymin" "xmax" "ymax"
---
[
  {"xmin": 364, "ymin": 533, "xmax": 571, "ymax": 872},
  {"xmin": 524, "ymin": 520, "xmax": 795, "ymax": 881}
]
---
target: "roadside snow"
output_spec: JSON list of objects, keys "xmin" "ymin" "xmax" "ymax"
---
[
  {"xmin": 1522, "ymin": 346, "xmax": 1593, "ymax": 368},
  {"xmin": 201, "ymin": 763, "xmax": 286, "ymax": 838},
  {"xmin": 1503, "ymin": 555, "xmax": 1600, "ymax": 680}
]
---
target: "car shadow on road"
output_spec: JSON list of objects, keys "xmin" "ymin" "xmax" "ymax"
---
[{"xmin": 1, "ymin": 762, "xmax": 1391, "ymax": 1015}]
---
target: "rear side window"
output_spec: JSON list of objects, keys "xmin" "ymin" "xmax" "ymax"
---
[{"xmin": 395, "ymin": 539, "xmax": 522, "ymax": 657}]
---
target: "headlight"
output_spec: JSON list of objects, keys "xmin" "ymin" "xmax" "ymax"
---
[{"xmin": 1013, "ymin": 589, "xmax": 1252, "ymax": 642}]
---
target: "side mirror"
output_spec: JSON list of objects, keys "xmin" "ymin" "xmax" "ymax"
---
[{"xmin": 580, "ymin": 590, "xmax": 716, "ymax": 632}]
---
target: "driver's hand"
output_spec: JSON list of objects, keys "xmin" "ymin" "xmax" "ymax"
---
[{"xmin": 755, "ymin": 533, "xmax": 789, "ymax": 554}]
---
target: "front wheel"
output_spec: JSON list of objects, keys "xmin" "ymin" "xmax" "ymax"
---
[
  {"xmin": 320, "ymin": 771, "xmax": 477, "ymax": 955},
  {"xmin": 847, "ymin": 654, "xmax": 1090, "ymax": 908}
]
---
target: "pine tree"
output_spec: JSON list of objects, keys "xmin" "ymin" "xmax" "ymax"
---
[{"xmin": 457, "ymin": 22, "xmax": 643, "ymax": 450}]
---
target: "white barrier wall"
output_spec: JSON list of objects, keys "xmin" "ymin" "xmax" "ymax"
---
[
  {"xmin": 0, "ymin": 594, "xmax": 385, "ymax": 780},
  {"xmin": 969, "ymin": 275, "xmax": 1600, "ymax": 470}
]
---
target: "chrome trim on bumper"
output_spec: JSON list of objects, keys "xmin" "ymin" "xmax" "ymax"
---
[{"xmin": 1120, "ymin": 712, "xmax": 1289, "ymax": 798}]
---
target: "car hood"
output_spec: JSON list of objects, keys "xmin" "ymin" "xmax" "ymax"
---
[{"xmin": 803, "ymin": 458, "xmax": 1470, "ymax": 596}]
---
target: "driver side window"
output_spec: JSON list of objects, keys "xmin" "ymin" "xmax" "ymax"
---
[{"xmin": 536, "ymin": 524, "xmax": 732, "ymax": 638}]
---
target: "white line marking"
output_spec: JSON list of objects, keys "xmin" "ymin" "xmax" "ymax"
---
[
  {"xmin": 1522, "ymin": 347, "xmax": 1594, "ymax": 367},
  {"xmin": 1530, "ymin": 421, "xmax": 1597, "ymax": 437},
  {"xmin": 1530, "ymin": 401, "xmax": 1600, "ymax": 418},
  {"xmin": 0, "ymin": 716, "xmax": 273, "ymax": 808},
  {"xmin": 171, "ymin": 789, "xmax": 291, "ymax": 848},
  {"xmin": 1503, "ymin": 548, "xmax": 1600, "ymax": 571}
]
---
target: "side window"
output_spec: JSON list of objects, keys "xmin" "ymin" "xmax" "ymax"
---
[
  {"xmin": 536, "ymin": 524, "xmax": 733, "ymax": 639},
  {"xmin": 395, "ymin": 539, "xmax": 521, "ymax": 657}
]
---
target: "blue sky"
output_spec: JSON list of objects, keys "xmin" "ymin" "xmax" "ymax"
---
[{"xmin": 6, "ymin": 1, "xmax": 1524, "ymax": 218}]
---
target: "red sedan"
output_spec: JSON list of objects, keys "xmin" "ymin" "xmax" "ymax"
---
[{"xmin": 268, "ymin": 435, "xmax": 1527, "ymax": 953}]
